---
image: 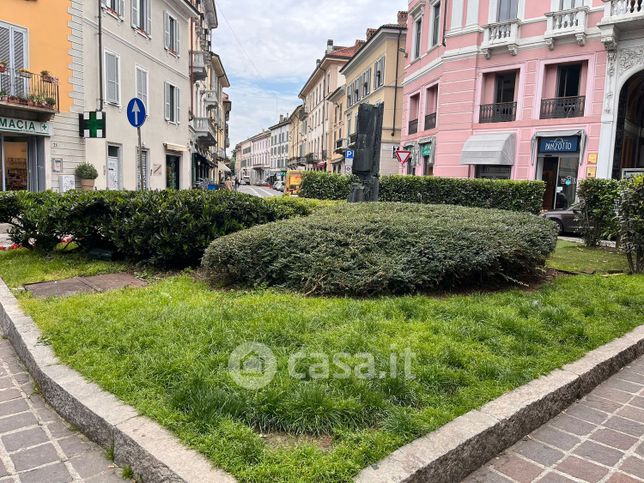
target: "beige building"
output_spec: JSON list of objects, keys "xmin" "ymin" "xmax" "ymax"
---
[
  {"xmin": 338, "ymin": 12, "xmax": 407, "ymax": 176},
  {"xmin": 328, "ymin": 85, "xmax": 347, "ymax": 173},
  {"xmin": 287, "ymin": 105, "xmax": 305, "ymax": 168},
  {"xmin": 298, "ymin": 40, "xmax": 362, "ymax": 172}
]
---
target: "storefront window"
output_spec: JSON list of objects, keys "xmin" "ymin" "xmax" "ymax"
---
[
  {"xmin": 1, "ymin": 138, "xmax": 28, "ymax": 191},
  {"xmin": 475, "ymin": 165, "xmax": 512, "ymax": 179}
]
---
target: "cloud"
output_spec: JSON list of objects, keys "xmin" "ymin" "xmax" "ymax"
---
[{"xmin": 214, "ymin": 0, "xmax": 408, "ymax": 147}]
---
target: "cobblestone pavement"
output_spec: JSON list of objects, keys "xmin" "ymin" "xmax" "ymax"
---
[
  {"xmin": 0, "ymin": 338, "xmax": 124, "ymax": 482},
  {"xmin": 465, "ymin": 356, "xmax": 644, "ymax": 482}
]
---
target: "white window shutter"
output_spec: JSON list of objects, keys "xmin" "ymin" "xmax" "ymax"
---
[
  {"xmin": 131, "ymin": 0, "xmax": 139, "ymax": 28},
  {"xmin": 176, "ymin": 87, "xmax": 181, "ymax": 124},
  {"xmin": 118, "ymin": 0, "xmax": 124, "ymax": 16},
  {"xmin": 146, "ymin": 0, "xmax": 151, "ymax": 34},
  {"xmin": 164, "ymin": 12, "xmax": 170, "ymax": 49},
  {"xmin": 176, "ymin": 20, "xmax": 180, "ymax": 54},
  {"xmin": 164, "ymin": 82, "xmax": 170, "ymax": 121}
]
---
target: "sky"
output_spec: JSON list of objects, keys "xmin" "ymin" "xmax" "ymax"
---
[{"xmin": 213, "ymin": 0, "xmax": 408, "ymax": 149}]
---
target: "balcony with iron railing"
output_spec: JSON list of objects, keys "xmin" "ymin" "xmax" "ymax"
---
[
  {"xmin": 408, "ymin": 118, "xmax": 419, "ymax": 135},
  {"xmin": 481, "ymin": 19, "xmax": 521, "ymax": 58},
  {"xmin": 540, "ymin": 96, "xmax": 586, "ymax": 119},
  {"xmin": 599, "ymin": 0, "xmax": 644, "ymax": 48},
  {"xmin": 0, "ymin": 68, "xmax": 59, "ymax": 116},
  {"xmin": 191, "ymin": 117, "xmax": 216, "ymax": 146},
  {"xmin": 191, "ymin": 51, "xmax": 208, "ymax": 80},
  {"xmin": 544, "ymin": 6, "xmax": 589, "ymax": 48},
  {"xmin": 424, "ymin": 112, "xmax": 437, "ymax": 131},
  {"xmin": 479, "ymin": 101, "xmax": 517, "ymax": 123}
]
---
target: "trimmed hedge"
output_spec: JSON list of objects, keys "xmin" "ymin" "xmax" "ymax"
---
[
  {"xmin": 299, "ymin": 172, "xmax": 356, "ymax": 200},
  {"xmin": 298, "ymin": 172, "xmax": 545, "ymax": 214},
  {"xmin": 618, "ymin": 176, "xmax": 644, "ymax": 273},
  {"xmin": 202, "ymin": 203, "xmax": 558, "ymax": 296},
  {"xmin": 0, "ymin": 190, "xmax": 314, "ymax": 266},
  {"xmin": 576, "ymin": 178, "xmax": 621, "ymax": 247}
]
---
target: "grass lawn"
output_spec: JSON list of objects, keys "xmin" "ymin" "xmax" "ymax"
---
[
  {"xmin": 23, "ymin": 276, "xmax": 644, "ymax": 482},
  {"xmin": 0, "ymin": 248, "xmax": 127, "ymax": 288},
  {"xmin": 1, "ymin": 245, "xmax": 642, "ymax": 482},
  {"xmin": 547, "ymin": 240, "xmax": 629, "ymax": 274}
]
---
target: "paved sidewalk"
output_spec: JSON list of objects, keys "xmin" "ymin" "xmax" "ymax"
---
[
  {"xmin": 465, "ymin": 356, "xmax": 644, "ymax": 483},
  {"xmin": 0, "ymin": 338, "xmax": 123, "ymax": 482}
]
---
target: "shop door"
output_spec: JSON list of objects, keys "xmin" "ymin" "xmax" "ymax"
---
[
  {"xmin": 556, "ymin": 157, "xmax": 579, "ymax": 210},
  {"xmin": 166, "ymin": 154, "xmax": 180, "ymax": 189},
  {"xmin": 541, "ymin": 156, "xmax": 559, "ymax": 211},
  {"xmin": 1, "ymin": 138, "xmax": 29, "ymax": 191},
  {"xmin": 107, "ymin": 145, "xmax": 120, "ymax": 190}
]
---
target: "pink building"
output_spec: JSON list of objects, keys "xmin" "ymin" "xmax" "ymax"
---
[{"xmin": 400, "ymin": 0, "xmax": 644, "ymax": 210}]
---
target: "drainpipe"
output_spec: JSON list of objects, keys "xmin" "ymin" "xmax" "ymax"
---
[
  {"xmin": 98, "ymin": 0, "xmax": 104, "ymax": 111},
  {"xmin": 442, "ymin": 0, "xmax": 448, "ymax": 47},
  {"xmin": 392, "ymin": 27, "xmax": 402, "ymax": 138}
]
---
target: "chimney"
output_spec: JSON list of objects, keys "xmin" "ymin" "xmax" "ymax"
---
[
  {"xmin": 355, "ymin": 39, "xmax": 366, "ymax": 49},
  {"xmin": 366, "ymin": 28, "xmax": 378, "ymax": 41},
  {"xmin": 398, "ymin": 11, "xmax": 409, "ymax": 27},
  {"xmin": 316, "ymin": 59, "xmax": 321, "ymax": 66},
  {"xmin": 326, "ymin": 39, "xmax": 334, "ymax": 53}
]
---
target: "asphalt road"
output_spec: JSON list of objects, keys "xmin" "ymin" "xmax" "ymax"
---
[{"xmin": 238, "ymin": 185, "xmax": 283, "ymax": 198}]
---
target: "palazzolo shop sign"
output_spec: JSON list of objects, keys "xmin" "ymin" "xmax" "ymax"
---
[
  {"xmin": 0, "ymin": 116, "xmax": 52, "ymax": 136},
  {"xmin": 539, "ymin": 136, "xmax": 579, "ymax": 154}
]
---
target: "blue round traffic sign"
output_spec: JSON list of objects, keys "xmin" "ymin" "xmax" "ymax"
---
[{"xmin": 127, "ymin": 98, "xmax": 147, "ymax": 128}]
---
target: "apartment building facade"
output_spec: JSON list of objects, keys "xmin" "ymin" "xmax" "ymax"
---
[
  {"xmin": 0, "ymin": 0, "xmax": 83, "ymax": 193},
  {"xmin": 287, "ymin": 105, "xmax": 305, "ymax": 167},
  {"xmin": 299, "ymin": 40, "xmax": 361, "ymax": 172},
  {"xmin": 249, "ymin": 130, "xmax": 270, "ymax": 184},
  {"xmin": 400, "ymin": 0, "xmax": 644, "ymax": 211},
  {"xmin": 237, "ymin": 138, "xmax": 252, "ymax": 181},
  {"xmin": 269, "ymin": 115, "xmax": 289, "ymax": 178},
  {"xmin": 338, "ymin": 13, "xmax": 408, "ymax": 176}
]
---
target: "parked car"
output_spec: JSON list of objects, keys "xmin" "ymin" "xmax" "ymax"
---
[
  {"xmin": 542, "ymin": 204, "xmax": 581, "ymax": 235},
  {"xmin": 273, "ymin": 180, "xmax": 285, "ymax": 192},
  {"xmin": 241, "ymin": 176, "xmax": 251, "ymax": 185}
]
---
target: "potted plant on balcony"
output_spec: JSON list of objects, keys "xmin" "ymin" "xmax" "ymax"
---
[
  {"xmin": 45, "ymin": 97, "xmax": 56, "ymax": 109},
  {"xmin": 75, "ymin": 162, "xmax": 99, "ymax": 191},
  {"xmin": 40, "ymin": 70, "xmax": 57, "ymax": 83},
  {"xmin": 18, "ymin": 68, "xmax": 32, "ymax": 79},
  {"xmin": 0, "ymin": 90, "xmax": 6, "ymax": 101},
  {"xmin": 0, "ymin": 62, "xmax": 7, "ymax": 74}
]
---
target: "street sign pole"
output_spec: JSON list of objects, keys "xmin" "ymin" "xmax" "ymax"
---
[
  {"xmin": 138, "ymin": 126, "xmax": 143, "ymax": 191},
  {"xmin": 127, "ymin": 98, "xmax": 147, "ymax": 191}
]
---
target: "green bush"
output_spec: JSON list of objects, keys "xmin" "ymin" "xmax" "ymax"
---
[
  {"xmin": 299, "ymin": 172, "xmax": 356, "ymax": 200},
  {"xmin": 1, "ymin": 190, "xmax": 310, "ymax": 266},
  {"xmin": 618, "ymin": 176, "xmax": 644, "ymax": 273},
  {"xmin": 264, "ymin": 196, "xmax": 340, "ymax": 219},
  {"xmin": 576, "ymin": 178, "xmax": 621, "ymax": 247},
  {"xmin": 75, "ymin": 162, "xmax": 99, "ymax": 180},
  {"xmin": 202, "ymin": 203, "xmax": 558, "ymax": 296},
  {"xmin": 379, "ymin": 176, "xmax": 545, "ymax": 214},
  {"xmin": 298, "ymin": 173, "xmax": 545, "ymax": 214}
]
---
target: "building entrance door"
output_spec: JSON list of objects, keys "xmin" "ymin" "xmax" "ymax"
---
[
  {"xmin": 541, "ymin": 156, "xmax": 558, "ymax": 211},
  {"xmin": 107, "ymin": 145, "xmax": 120, "ymax": 190},
  {"xmin": 166, "ymin": 154, "xmax": 180, "ymax": 189},
  {"xmin": 1, "ymin": 137, "xmax": 29, "ymax": 191}
]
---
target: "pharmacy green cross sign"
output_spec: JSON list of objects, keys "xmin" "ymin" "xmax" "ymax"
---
[{"xmin": 78, "ymin": 111, "xmax": 107, "ymax": 138}]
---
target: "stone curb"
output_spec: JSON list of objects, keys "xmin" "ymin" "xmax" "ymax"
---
[
  {"xmin": 356, "ymin": 325, "xmax": 644, "ymax": 483},
  {"xmin": 0, "ymin": 278, "xmax": 236, "ymax": 483}
]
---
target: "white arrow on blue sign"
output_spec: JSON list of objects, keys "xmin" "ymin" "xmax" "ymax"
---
[{"xmin": 127, "ymin": 98, "xmax": 147, "ymax": 128}]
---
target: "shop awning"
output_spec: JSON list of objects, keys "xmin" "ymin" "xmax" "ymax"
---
[
  {"xmin": 460, "ymin": 132, "xmax": 516, "ymax": 165},
  {"xmin": 218, "ymin": 162, "xmax": 231, "ymax": 173}
]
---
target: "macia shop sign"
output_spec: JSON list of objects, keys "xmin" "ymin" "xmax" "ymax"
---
[
  {"xmin": 539, "ymin": 136, "xmax": 579, "ymax": 154},
  {"xmin": 0, "ymin": 116, "xmax": 51, "ymax": 136}
]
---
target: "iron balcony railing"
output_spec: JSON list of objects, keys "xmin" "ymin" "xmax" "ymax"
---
[
  {"xmin": 479, "ymin": 101, "xmax": 517, "ymax": 123},
  {"xmin": 0, "ymin": 68, "xmax": 59, "ymax": 112},
  {"xmin": 540, "ymin": 96, "xmax": 586, "ymax": 119},
  {"xmin": 408, "ymin": 118, "xmax": 419, "ymax": 134},
  {"xmin": 424, "ymin": 112, "xmax": 437, "ymax": 131}
]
